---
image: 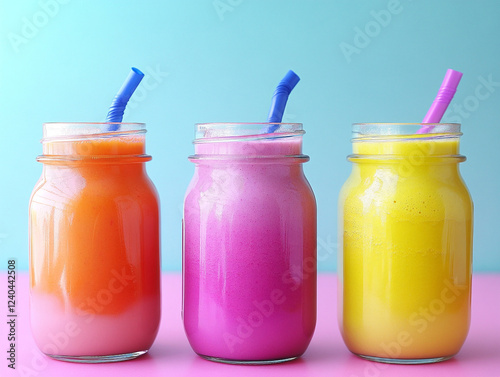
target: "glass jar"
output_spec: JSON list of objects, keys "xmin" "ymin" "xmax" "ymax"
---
[
  {"xmin": 29, "ymin": 123, "xmax": 161, "ymax": 363},
  {"xmin": 338, "ymin": 123, "xmax": 473, "ymax": 364},
  {"xmin": 183, "ymin": 123, "xmax": 317, "ymax": 364}
]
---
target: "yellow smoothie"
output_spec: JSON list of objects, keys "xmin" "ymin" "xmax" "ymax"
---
[{"xmin": 338, "ymin": 134, "xmax": 473, "ymax": 361}]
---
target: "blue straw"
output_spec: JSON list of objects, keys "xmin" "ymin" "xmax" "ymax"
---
[
  {"xmin": 105, "ymin": 67, "xmax": 144, "ymax": 130},
  {"xmin": 265, "ymin": 70, "xmax": 300, "ymax": 133}
]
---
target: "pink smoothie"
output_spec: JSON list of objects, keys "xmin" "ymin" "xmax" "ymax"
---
[{"xmin": 183, "ymin": 131, "xmax": 317, "ymax": 362}]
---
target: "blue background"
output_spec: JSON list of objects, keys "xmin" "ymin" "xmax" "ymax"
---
[{"xmin": 1, "ymin": 0, "xmax": 499, "ymax": 272}]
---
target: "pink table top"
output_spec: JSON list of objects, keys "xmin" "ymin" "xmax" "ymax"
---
[{"xmin": 3, "ymin": 273, "xmax": 500, "ymax": 377}]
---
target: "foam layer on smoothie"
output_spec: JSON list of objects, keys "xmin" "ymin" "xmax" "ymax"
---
[
  {"xmin": 195, "ymin": 134, "xmax": 302, "ymax": 156},
  {"xmin": 42, "ymin": 136, "xmax": 145, "ymax": 156},
  {"xmin": 352, "ymin": 135, "xmax": 460, "ymax": 156}
]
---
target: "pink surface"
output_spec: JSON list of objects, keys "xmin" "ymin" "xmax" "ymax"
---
[{"xmin": 3, "ymin": 273, "xmax": 500, "ymax": 377}]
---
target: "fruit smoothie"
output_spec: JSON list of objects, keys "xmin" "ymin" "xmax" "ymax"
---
[
  {"xmin": 338, "ymin": 129, "xmax": 473, "ymax": 362},
  {"xmin": 183, "ymin": 124, "xmax": 316, "ymax": 363},
  {"xmin": 29, "ymin": 124, "xmax": 160, "ymax": 360}
]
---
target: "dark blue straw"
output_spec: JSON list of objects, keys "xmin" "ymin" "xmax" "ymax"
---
[
  {"xmin": 105, "ymin": 67, "xmax": 144, "ymax": 131},
  {"xmin": 265, "ymin": 70, "xmax": 300, "ymax": 133}
]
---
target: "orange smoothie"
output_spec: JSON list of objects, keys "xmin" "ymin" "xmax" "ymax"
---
[
  {"xmin": 338, "ymin": 132, "xmax": 473, "ymax": 362},
  {"xmin": 29, "ymin": 124, "xmax": 160, "ymax": 360}
]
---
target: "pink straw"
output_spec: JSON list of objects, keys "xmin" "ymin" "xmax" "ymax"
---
[{"xmin": 416, "ymin": 69, "xmax": 463, "ymax": 134}]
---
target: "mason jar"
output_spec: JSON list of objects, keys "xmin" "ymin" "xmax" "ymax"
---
[
  {"xmin": 29, "ymin": 123, "xmax": 161, "ymax": 363},
  {"xmin": 338, "ymin": 123, "xmax": 473, "ymax": 364},
  {"xmin": 183, "ymin": 123, "xmax": 317, "ymax": 364}
]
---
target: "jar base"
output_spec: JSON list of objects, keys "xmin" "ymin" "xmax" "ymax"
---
[
  {"xmin": 355, "ymin": 353, "xmax": 454, "ymax": 365},
  {"xmin": 200, "ymin": 354, "xmax": 298, "ymax": 365},
  {"xmin": 46, "ymin": 350, "xmax": 148, "ymax": 363}
]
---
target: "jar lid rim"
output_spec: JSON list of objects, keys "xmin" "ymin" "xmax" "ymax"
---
[
  {"xmin": 352, "ymin": 123, "xmax": 461, "ymax": 137},
  {"xmin": 194, "ymin": 123, "xmax": 304, "ymax": 141},
  {"xmin": 41, "ymin": 123, "xmax": 146, "ymax": 142}
]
